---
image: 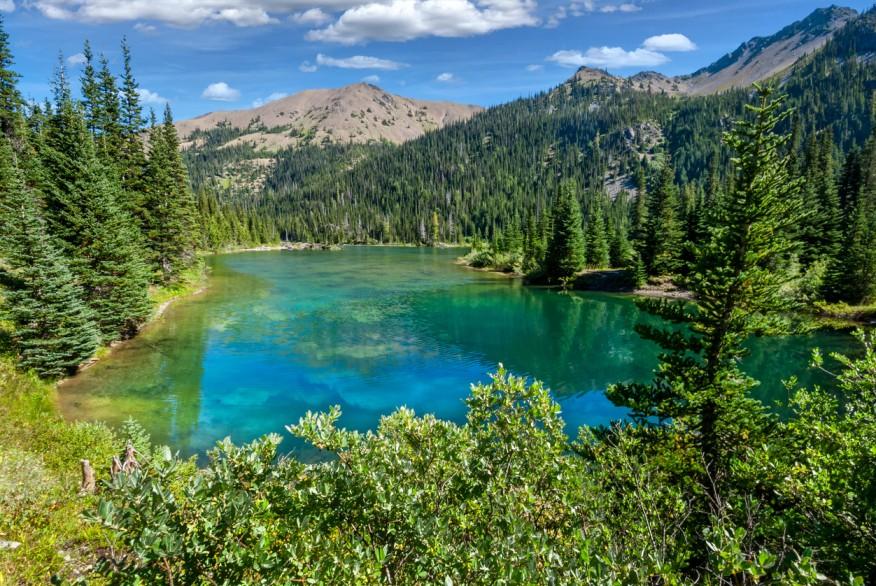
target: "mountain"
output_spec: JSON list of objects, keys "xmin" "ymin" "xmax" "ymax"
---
[
  {"xmin": 176, "ymin": 83, "xmax": 482, "ymax": 151},
  {"xmin": 567, "ymin": 6, "xmax": 858, "ymax": 96},
  {"xmin": 188, "ymin": 5, "xmax": 875, "ymax": 247},
  {"xmin": 683, "ymin": 5, "xmax": 858, "ymax": 94}
]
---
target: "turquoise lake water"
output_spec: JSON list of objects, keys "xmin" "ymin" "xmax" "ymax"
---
[{"xmin": 58, "ymin": 247, "xmax": 855, "ymax": 457}]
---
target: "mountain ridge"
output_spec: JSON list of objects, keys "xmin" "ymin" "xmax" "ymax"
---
[
  {"xmin": 567, "ymin": 5, "xmax": 859, "ymax": 96},
  {"xmin": 176, "ymin": 82, "xmax": 482, "ymax": 151}
]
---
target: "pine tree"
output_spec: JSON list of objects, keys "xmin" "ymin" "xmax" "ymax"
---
[
  {"xmin": 117, "ymin": 38, "xmax": 148, "ymax": 217},
  {"xmin": 80, "ymin": 40, "xmax": 101, "ymax": 136},
  {"xmin": 39, "ymin": 91, "xmax": 151, "ymax": 340},
  {"xmin": 543, "ymin": 179, "xmax": 585, "ymax": 282},
  {"xmin": 0, "ymin": 136, "xmax": 98, "ymax": 377},
  {"xmin": 95, "ymin": 54, "xmax": 122, "ymax": 160},
  {"xmin": 824, "ymin": 132, "xmax": 876, "ymax": 303},
  {"xmin": 143, "ymin": 104, "xmax": 198, "ymax": 281},
  {"xmin": 643, "ymin": 157, "xmax": 683, "ymax": 275},
  {"xmin": 630, "ymin": 163, "xmax": 648, "ymax": 251},
  {"xmin": 0, "ymin": 16, "xmax": 21, "ymax": 139},
  {"xmin": 584, "ymin": 195, "xmax": 610, "ymax": 268},
  {"xmin": 608, "ymin": 87, "xmax": 804, "ymax": 564}
]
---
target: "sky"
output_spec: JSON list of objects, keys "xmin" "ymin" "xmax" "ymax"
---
[{"xmin": 3, "ymin": 0, "xmax": 872, "ymax": 120}]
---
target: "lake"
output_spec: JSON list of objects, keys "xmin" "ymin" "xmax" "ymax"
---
[{"xmin": 58, "ymin": 247, "xmax": 855, "ymax": 458}]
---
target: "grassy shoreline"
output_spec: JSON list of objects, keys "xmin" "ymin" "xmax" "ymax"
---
[{"xmin": 0, "ymin": 260, "xmax": 209, "ymax": 584}]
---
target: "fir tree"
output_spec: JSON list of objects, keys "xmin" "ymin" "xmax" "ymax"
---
[
  {"xmin": 39, "ymin": 92, "xmax": 151, "ymax": 340},
  {"xmin": 0, "ymin": 15, "xmax": 21, "ymax": 139},
  {"xmin": 80, "ymin": 40, "xmax": 101, "ymax": 136},
  {"xmin": 584, "ymin": 195, "xmax": 610, "ymax": 268},
  {"xmin": 0, "ymin": 136, "xmax": 98, "ymax": 377},
  {"xmin": 643, "ymin": 157, "xmax": 683, "ymax": 275},
  {"xmin": 543, "ymin": 179, "xmax": 585, "ymax": 282},
  {"xmin": 608, "ymin": 87, "xmax": 805, "ymax": 565},
  {"xmin": 95, "ymin": 54, "xmax": 122, "ymax": 160},
  {"xmin": 143, "ymin": 104, "xmax": 198, "ymax": 281}
]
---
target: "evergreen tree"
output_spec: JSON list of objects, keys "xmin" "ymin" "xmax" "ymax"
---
[
  {"xmin": 143, "ymin": 104, "xmax": 198, "ymax": 281},
  {"xmin": 643, "ymin": 157, "xmax": 683, "ymax": 275},
  {"xmin": 39, "ymin": 92, "xmax": 151, "ymax": 340},
  {"xmin": 0, "ymin": 136, "xmax": 98, "ymax": 377},
  {"xmin": 824, "ymin": 132, "xmax": 876, "ymax": 303},
  {"xmin": 543, "ymin": 179, "xmax": 585, "ymax": 282},
  {"xmin": 630, "ymin": 163, "xmax": 648, "ymax": 251},
  {"xmin": 95, "ymin": 54, "xmax": 122, "ymax": 160},
  {"xmin": 584, "ymin": 195, "xmax": 610, "ymax": 268},
  {"xmin": 608, "ymin": 87, "xmax": 804, "ymax": 566},
  {"xmin": 80, "ymin": 40, "xmax": 101, "ymax": 136},
  {"xmin": 0, "ymin": 16, "xmax": 21, "ymax": 139},
  {"xmin": 117, "ymin": 37, "xmax": 148, "ymax": 215}
]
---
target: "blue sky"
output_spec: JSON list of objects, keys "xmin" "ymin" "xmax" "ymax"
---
[{"xmin": 4, "ymin": 0, "xmax": 872, "ymax": 120}]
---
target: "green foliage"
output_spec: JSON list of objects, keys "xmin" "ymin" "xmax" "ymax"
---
[
  {"xmin": 543, "ymin": 180, "xmax": 585, "ymax": 282},
  {"xmin": 0, "ymin": 136, "xmax": 99, "ymax": 377}
]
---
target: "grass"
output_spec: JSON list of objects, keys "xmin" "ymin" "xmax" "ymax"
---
[
  {"xmin": 0, "ymin": 359, "xmax": 118, "ymax": 584},
  {"xmin": 0, "ymin": 260, "xmax": 209, "ymax": 584},
  {"xmin": 148, "ymin": 257, "xmax": 208, "ymax": 311}
]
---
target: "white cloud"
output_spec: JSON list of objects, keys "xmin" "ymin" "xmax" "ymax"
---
[
  {"xmin": 361, "ymin": 74, "xmax": 380, "ymax": 83},
  {"xmin": 66, "ymin": 52, "xmax": 87, "ymax": 66},
  {"xmin": 642, "ymin": 33, "xmax": 697, "ymax": 52},
  {"xmin": 28, "ymin": 0, "xmax": 341, "ymax": 27},
  {"xmin": 547, "ymin": 1, "xmax": 640, "ymax": 26},
  {"xmin": 548, "ymin": 30, "xmax": 696, "ymax": 70},
  {"xmin": 201, "ymin": 82, "xmax": 240, "ymax": 102},
  {"xmin": 307, "ymin": 0, "xmax": 538, "ymax": 44},
  {"xmin": 547, "ymin": 47, "xmax": 668, "ymax": 68},
  {"xmin": 0, "ymin": 0, "xmax": 14, "ymax": 12},
  {"xmin": 137, "ymin": 88, "xmax": 167, "ymax": 104},
  {"xmin": 292, "ymin": 8, "xmax": 331, "ymax": 25},
  {"xmin": 252, "ymin": 91, "xmax": 288, "ymax": 107},
  {"xmin": 133, "ymin": 22, "xmax": 157, "ymax": 33},
  {"xmin": 436, "ymin": 72, "xmax": 456, "ymax": 82},
  {"xmin": 599, "ymin": 3, "xmax": 640, "ymax": 13},
  {"xmin": 299, "ymin": 61, "xmax": 318, "ymax": 73},
  {"xmin": 526, "ymin": 64, "xmax": 543, "ymax": 72},
  {"xmin": 315, "ymin": 53, "xmax": 406, "ymax": 70}
]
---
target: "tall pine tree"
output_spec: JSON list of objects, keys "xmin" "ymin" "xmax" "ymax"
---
[
  {"xmin": 0, "ymin": 136, "xmax": 99, "ymax": 377},
  {"xmin": 543, "ymin": 179, "xmax": 585, "ymax": 283}
]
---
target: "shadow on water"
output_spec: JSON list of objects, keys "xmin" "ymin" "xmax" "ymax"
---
[{"xmin": 57, "ymin": 248, "xmax": 858, "ymax": 460}]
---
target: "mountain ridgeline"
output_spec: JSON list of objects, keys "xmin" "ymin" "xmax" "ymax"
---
[{"xmin": 185, "ymin": 6, "xmax": 874, "ymax": 256}]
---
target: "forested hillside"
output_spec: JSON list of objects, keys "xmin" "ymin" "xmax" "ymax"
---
[
  {"xmin": 0, "ymin": 26, "xmax": 199, "ymax": 377},
  {"xmin": 188, "ymin": 6, "xmax": 874, "ymax": 247}
]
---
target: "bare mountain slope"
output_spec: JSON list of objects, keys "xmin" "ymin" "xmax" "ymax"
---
[
  {"xmin": 683, "ymin": 5, "xmax": 857, "ymax": 94},
  {"xmin": 566, "ymin": 6, "xmax": 858, "ymax": 96},
  {"xmin": 176, "ymin": 83, "xmax": 482, "ymax": 151}
]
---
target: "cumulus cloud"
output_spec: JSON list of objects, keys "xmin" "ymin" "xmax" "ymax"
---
[
  {"xmin": 252, "ymin": 91, "xmax": 288, "ymax": 107},
  {"xmin": 66, "ymin": 52, "xmax": 87, "ymax": 66},
  {"xmin": 548, "ymin": 30, "xmax": 696, "ymax": 70},
  {"xmin": 299, "ymin": 61, "xmax": 318, "ymax": 73},
  {"xmin": 436, "ymin": 72, "xmax": 456, "ymax": 82},
  {"xmin": 292, "ymin": 8, "xmax": 331, "ymax": 25},
  {"xmin": 28, "ymin": 0, "xmax": 539, "ymax": 38},
  {"xmin": 306, "ymin": 0, "xmax": 538, "ymax": 44},
  {"xmin": 201, "ymin": 82, "xmax": 240, "ymax": 101},
  {"xmin": 361, "ymin": 74, "xmax": 380, "ymax": 83},
  {"xmin": 0, "ymin": 0, "xmax": 14, "ymax": 12},
  {"xmin": 526, "ymin": 64, "xmax": 543, "ymax": 72},
  {"xmin": 315, "ymin": 53, "xmax": 406, "ymax": 70},
  {"xmin": 547, "ymin": 47, "xmax": 667, "ymax": 68},
  {"xmin": 137, "ymin": 88, "xmax": 168, "ymax": 104},
  {"xmin": 642, "ymin": 33, "xmax": 697, "ymax": 52},
  {"xmin": 27, "ymin": 0, "xmax": 321, "ymax": 26}
]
